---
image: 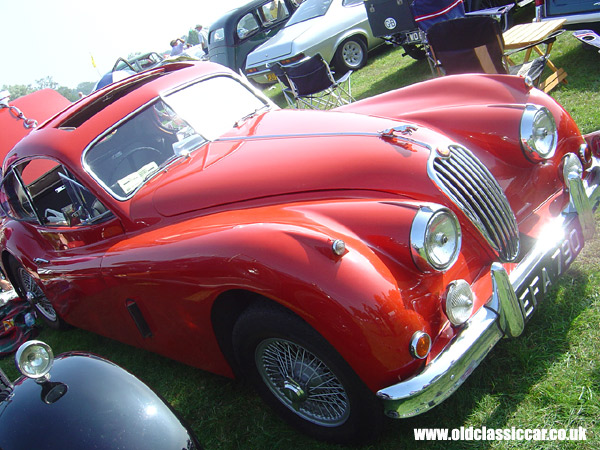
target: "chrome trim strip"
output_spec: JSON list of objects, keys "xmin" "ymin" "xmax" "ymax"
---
[{"xmin": 215, "ymin": 129, "xmax": 433, "ymax": 151}]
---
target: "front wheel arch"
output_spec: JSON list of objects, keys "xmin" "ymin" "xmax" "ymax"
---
[
  {"xmin": 333, "ymin": 35, "xmax": 368, "ymax": 72},
  {"xmin": 7, "ymin": 255, "xmax": 69, "ymax": 330},
  {"xmin": 231, "ymin": 300, "xmax": 383, "ymax": 443}
]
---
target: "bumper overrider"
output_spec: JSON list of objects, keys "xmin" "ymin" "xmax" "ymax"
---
[{"xmin": 378, "ymin": 161, "xmax": 600, "ymax": 419}]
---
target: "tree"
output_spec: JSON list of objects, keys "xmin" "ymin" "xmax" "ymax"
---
[
  {"xmin": 3, "ymin": 76, "xmax": 95, "ymax": 103},
  {"xmin": 76, "ymin": 81, "xmax": 95, "ymax": 96},
  {"xmin": 57, "ymin": 86, "xmax": 79, "ymax": 102},
  {"xmin": 36, "ymin": 76, "xmax": 59, "ymax": 90},
  {"xmin": 2, "ymin": 84, "xmax": 36, "ymax": 101}
]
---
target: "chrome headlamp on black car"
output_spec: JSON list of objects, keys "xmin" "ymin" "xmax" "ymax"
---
[
  {"xmin": 0, "ymin": 341, "xmax": 202, "ymax": 450},
  {"xmin": 520, "ymin": 104, "xmax": 558, "ymax": 161}
]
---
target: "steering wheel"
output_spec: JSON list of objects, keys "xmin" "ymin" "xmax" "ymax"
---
[
  {"xmin": 118, "ymin": 146, "xmax": 164, "ymax": 163},
  {"xmin": 109, "ymin": 146, "xmax": 165, "ymax": 197}
]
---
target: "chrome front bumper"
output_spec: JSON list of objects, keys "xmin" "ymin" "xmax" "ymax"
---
[{"xmin": 377, "ymin": 165, "xmax": 600, "ymax": 419}]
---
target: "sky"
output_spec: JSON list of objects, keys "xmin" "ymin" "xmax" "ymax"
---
[{"xmin": 0, "ymin": 0, "xmax": 249, "ymax": 89}]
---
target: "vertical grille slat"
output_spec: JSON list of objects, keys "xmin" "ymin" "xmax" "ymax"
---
[
  {"xmin": 0, "ymin": 368, "xmax": 13, "ymax": 401},
  {"xmin": 430, "ymin": 145, "xmax": 520, "ymax": 262},
  {"xmin": 434, "ymin": 165, "xmax": 507, "ymax": 251},
  {"xmin": 453, "ymin": 150, "xmax": 517, "ymax": 240}
]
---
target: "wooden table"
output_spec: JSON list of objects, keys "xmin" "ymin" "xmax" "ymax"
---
[{"xmin": 502, "ymin": 19, "xmax": 567, "ymax": 92}]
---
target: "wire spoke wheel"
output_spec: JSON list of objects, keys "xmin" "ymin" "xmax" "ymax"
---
[
  {"xmin": 17, "ymin": 267, "xmax": 57, "ymax": 322},
  {"xmin": 256, "ymin": 338, "xmax": 350, "ymax": 427}
]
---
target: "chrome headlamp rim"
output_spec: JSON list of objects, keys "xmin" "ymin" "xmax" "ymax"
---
[
  {"xmin": 410, "ymin": 205, "xmax": 462, "ymax": 272},
  {"xmin": 15, "ymin": 340, "xmax": 54, "ymax": 381},
  {"xmin": 520, "ymin": 104, "xmax": 558, "ymax": 162}
]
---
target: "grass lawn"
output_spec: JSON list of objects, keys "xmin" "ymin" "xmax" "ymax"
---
[{"xmin": 2, "ymin": 7, "xmax": 600, "ymax": 450}]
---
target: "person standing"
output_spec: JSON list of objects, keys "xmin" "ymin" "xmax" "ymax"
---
[
  {"xmin": 170, "ymin": 38, "xmax": 185, "ymax": 56},
  {"xmin": 195, "ymin": 24, "xmax": 208, "ymax": 53}
]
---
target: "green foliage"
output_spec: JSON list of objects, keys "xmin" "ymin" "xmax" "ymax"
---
[
  {"xmin": 35, "ymin": 76, "xmax": 58, "ymax": 90},
  {"xmin": 2, "ymin": 84, "xmax": 36, "ymax": 100},
  {"xmin": 3, "ymin": 76, "xmax": 95, "ymax": 103}
]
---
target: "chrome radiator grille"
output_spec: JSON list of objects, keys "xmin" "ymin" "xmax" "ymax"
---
[
  {"xmin": 0, "ymin": 368, "xmax": 13, "ymax": 401},
  {"xmin": 430, "ymin": 145, "xmax": 519, "ymax": 262}
]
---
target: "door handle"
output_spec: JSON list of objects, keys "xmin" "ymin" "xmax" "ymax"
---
[{"xmin": 33, "ymin": 258, "xmax": 50, "ymax": 265}]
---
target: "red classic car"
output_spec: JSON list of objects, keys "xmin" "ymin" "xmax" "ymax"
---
[{"xmin": 1, "ymin": 62, "xmax": 599, "ymax": 443}]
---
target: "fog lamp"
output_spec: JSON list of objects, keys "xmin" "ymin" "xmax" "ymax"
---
[
  {"xmin": 561, "ymin": 153, "xmax": 583, "ymax": 186},
  {"xmin": 444, "ymin": 280, "xmax": 474, "ymax": 326},
  {"xmin": 15, "ymin": 340, "xmax": 54, "ymax": 382},
  {"xmin": 409, "ymin": 331, "xmax": 431, "ymax": 360}
]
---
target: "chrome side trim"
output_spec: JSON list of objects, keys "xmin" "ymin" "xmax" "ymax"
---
[{"xmin": 215, "ymin": 129, "xmax": 433, "ymax": 151}]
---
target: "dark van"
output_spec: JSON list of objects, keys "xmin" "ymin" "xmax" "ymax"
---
[
  {"xmin": 208, "ymin": 0, "xmax": 303, "ymax": 73},
  {"xmin": 536, "ymin": 0, "xmax": 600, "ymax": 25}
]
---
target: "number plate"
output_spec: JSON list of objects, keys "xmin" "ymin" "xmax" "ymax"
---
[
  {"xmin": 514, "ymin": 219, "xmax": 584, "ymax": 319},
  {"xmin": 266, "ymin": 72, "xmax": 278, "ymax": 82},
  {"xmin": 405, "ymin": 31, "xmax": 421, "ymax": 44}
]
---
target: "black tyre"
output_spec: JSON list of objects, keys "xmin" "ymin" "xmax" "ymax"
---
[
  {"xmin": 334, "ymin": 36, "xmax": 368, "ymax": 72},
  {"xmin": 402, "ymin": 44, "xmax": 427, "ymax": 61},
  {"xmin": 10, "ymin": 260, "xmax": 68, "ymax": 330},
  {"xmin": 232, "ymin": 302, "xmax": 383, "ymax": 444}
]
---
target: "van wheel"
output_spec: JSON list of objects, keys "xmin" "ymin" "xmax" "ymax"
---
[{"xmin": 334, "ymin": 37, "xmax": 368, "ymax": 72}]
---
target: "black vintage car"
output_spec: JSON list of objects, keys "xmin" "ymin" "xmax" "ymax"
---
[
  {"xmin": 208, "ymin": 0, "xmax": 304, "ymax": 73},
  {"xmin": 0, "ymin": 341, "xmax": 202, "ymax": 450},
  {"xmin": 535, "ymin": 0, "xmax": 600, "ymax": 26}
]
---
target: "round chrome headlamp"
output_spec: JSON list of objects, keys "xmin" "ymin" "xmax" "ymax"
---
[
  {"xmin": 411, "ymin": 206, "xmax": 461, "ymax": 272},
  {"xmin": 444, "ymin": 280, "xmax": 475, "ymax": 326},
  {"xmin": 520, "ymin": 104, "xmax": 558, "ymax": 161},
  {"xmin": 15, "ymin": 340, "xmax": 54, "ymax": 381}
]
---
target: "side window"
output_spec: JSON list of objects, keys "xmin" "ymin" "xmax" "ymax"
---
[
  {"xmin": 210, "ymin": 27, "xmax": 225, "ymax": 44},
  {"xmin": 2, "ymin": 158, "xmax": 112, "ymax": 227},
  {"xmin": 0, "ymin": 170, "xmax": 36, "ymax": 222},
  {"xmin": 259, "ymin": 0, "xmax": 290, "ymax": 25},
  {"xmin": 237, "ymin": 12, "xmax": 260, "ymax": 40},
  {"xmin": 342, "ymin": 0, "xmax": 362, "ymax": 5}
]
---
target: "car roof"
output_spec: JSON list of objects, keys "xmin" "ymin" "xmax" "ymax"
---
[
  {"xmin": 211, "ymin": 0, "xmax": 290, "ymax": 29},
  {"xmin": 5, "ymin": 62, "xmax": 235, "ymax": 170}
]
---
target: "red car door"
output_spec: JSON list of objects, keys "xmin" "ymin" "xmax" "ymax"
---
[{"xmin": 1, "ymin": 157, "xmax": 143, "ymax": 347}]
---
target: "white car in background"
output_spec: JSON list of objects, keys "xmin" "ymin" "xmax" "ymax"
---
[{"xmin": 245, "ymin": 0, "xmax": 381, "ymax": 84}]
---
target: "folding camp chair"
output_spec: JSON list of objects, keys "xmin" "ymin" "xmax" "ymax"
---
[
  {"xmin": 270, "ymin": 54, "xmax": 354, "ymax": 110},
  {"xmin": 426, "ymin": 15, "xmax": 563, "ymax": 87}
]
